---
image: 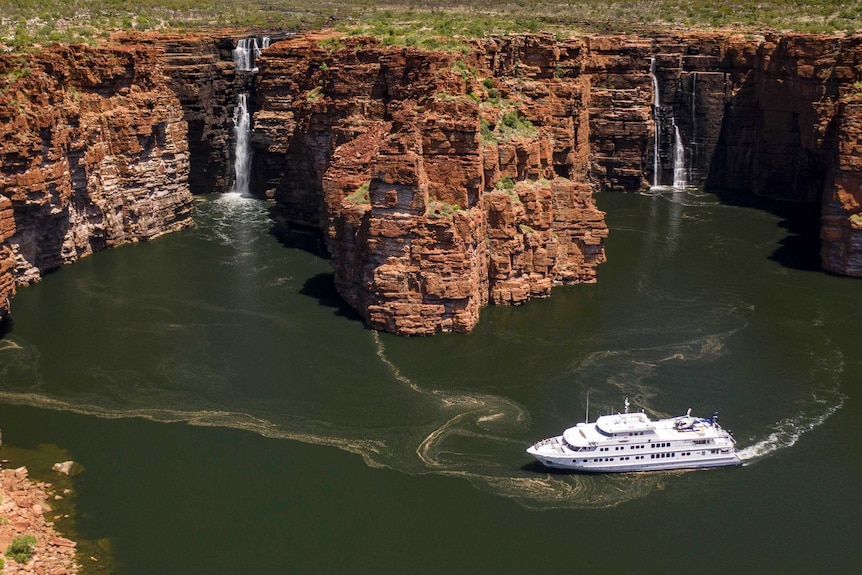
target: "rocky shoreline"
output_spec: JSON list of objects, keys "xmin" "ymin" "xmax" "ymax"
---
[{"xmin": 0, "ymin": 467, "xmax": 79, "ymax": 575}]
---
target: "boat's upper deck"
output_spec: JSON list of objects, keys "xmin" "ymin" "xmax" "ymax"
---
[{"xmin": 561, "ymin": 412, "xmax": 729, "ymax": 449}]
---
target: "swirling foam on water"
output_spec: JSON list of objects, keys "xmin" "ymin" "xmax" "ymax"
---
[
  {"xmin": 736, "ymin": 339, "xmax": 846, "ymax": 463},
  {"xmin": 0, "ymin": 194, "xmax": 850, "ymax": 511}
]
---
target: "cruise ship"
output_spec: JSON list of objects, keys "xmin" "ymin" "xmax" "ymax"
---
[{"xmin": 526, "ymin": 399, "xmax": 741, "ymax": 472}]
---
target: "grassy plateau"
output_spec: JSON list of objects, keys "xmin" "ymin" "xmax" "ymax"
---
[{"xmin": 2, "ymin": 1, "xmax": 862, "ymax": 49}]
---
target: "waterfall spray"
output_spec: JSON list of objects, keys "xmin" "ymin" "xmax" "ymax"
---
[
  {"xmin": 672, "ymin": 121, "xmax": 687, "ymax": 189},
  {"xmin": 233, "ymin": 93, "xmax": 252, "ymax": 196}
]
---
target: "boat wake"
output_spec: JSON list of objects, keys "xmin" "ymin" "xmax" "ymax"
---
[{"xmin": 737, "ymin": 341, "xmax": 846, "ymax": 463}]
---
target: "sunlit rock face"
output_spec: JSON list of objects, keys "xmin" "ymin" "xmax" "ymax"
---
[
  {"xmin": 252, "ymin": 35, "xmax": 607, "ymax": 334},
  {"xmin": 3, "ymin": 30, "xmax": 862, "ymax": 332},
  {"xmin": 0, "ymin": 44, "xmax": 193, "ymax": 289}
]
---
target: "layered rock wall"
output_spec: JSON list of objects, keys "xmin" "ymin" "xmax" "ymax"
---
[
  {"xmin": 581, "ymin": 32, "xmax": 862, "ymax": 276},
  {"xmin": 821, "ymin": 99, "xmax": 862, "ymax": 275},
  {"xmin": 0, "ymin": 44, "xmax": 193, "ymax": 290},
  {"xmin": 3, "ymin": 30, "xmax": 861, "ymax": 332},
  {"xmin": 0, "ymin": 195, "xmax": 14, "ymax": 321},
  {"xmin": 117, "ymin": 32, "xmax": 241, "ymax": 194},
  {"xmin": 252, "ymin": 35, "xmax": 607, "ymax": 334}
]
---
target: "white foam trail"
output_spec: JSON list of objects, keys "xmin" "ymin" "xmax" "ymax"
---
[
  {"xmin": 737, "ymin": 387, "xmax": 845, "ymax": 463},
  {"xmin": 738, "ymin": 341, "xmax": 846, "ymax": 463}
]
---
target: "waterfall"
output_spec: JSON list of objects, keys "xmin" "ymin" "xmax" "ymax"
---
[
  {"xmin": 672, "ymin": 122, "xmax": 687, "ymax": 189},
  {"xmin": 650, "ymin": 57, "xmax": 661, "ymax": 188},
  {"xmin": 262, "ymin": 36, "xmax": 271, "ymax": 49},
  {"xmin": 233, "ymin": 93, "xmax": 252, "ymax": 196},
  {"xmin": 232, "ymin": 38, "xmax": 261, "ymax": 72}
]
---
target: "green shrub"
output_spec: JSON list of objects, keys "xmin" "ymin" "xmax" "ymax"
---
[
  {"xmin": 495, "ymin": 176, "xmax": 515, "ymax": 191},
  {"xmin": 479, "ymin": 119, "xmax": 496, "ymax": 143},
  {"xmin": 5, "ymin": 534, "xmax": 37, "ymax": 564},
  {"xmin": 345, "ymin": 182, "xmax": 370, "ymax": 205},
  {"xmin": 426, "ymin": 199, "xmax": 461, "ymax": 218}
]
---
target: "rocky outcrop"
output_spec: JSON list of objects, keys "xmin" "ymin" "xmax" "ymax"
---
[
  {"xmin": 0, "ymin": 466, "xmax": 80, "ymax": 574},
  {"xmin": 253, "ymin": 35, "xmax": 607, "ymax": 334},
  {"xmin": 0, "ymin": 44, "xmax": 193, "ymax": 291}
]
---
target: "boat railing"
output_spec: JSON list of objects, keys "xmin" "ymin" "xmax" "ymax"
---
[{"xmin": 532, "ymin": 437, "xmax": 565, "ymax": 453}]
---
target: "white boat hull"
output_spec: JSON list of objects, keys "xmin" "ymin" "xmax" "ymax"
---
[
  {"xmin": 527, "ymin": 440, "xmax": 741, "ymax": 472},
  {"xmin": 526, "ymin": 406, "xmax": 742, "ymax": 473}
]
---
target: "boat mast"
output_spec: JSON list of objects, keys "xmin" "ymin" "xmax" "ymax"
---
[{"xmin": 585, "ymin": 390, "xmax": 590, "ymax": 423}]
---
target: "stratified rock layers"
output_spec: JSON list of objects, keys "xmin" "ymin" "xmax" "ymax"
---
[
  {"xmin": 0, "ymin": 44, "xmax": 193, "ymax": 292},
  {"xmin": 2, "ymin": 31, "xmax": 862, "ymax": 332},
  {"xmin": 583, "ymin": 32, "xmax": 862, "ymax": 276},
  {"xmin": 0, "ymin": 195, "xmax": 14, "ymax": 320},
  {"xmin": 822, "ymin": 100, "xmax": 862, "ymax": 275},
  {"xmin": 254, "ymin": 36, "xmax": 607, "ymax": 334}
]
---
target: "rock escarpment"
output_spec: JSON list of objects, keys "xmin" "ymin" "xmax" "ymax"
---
[
  {"xmin": 584, "ymin": 32, "xmax": 862, "ymax": 275},
  {"xmin": 252, "ymin": 35, "xmax": 606, "ymax": 334},
  {"xmin": 116, "ymin": 32, "xmax": 241, "ymax": 194},
  {"xmin": 0, "ymin": 44, "xmax": 193, "ymax": 291},
  {"xmin": 2, "ymin": 30, "xmax": 861, "ymax": 333}
]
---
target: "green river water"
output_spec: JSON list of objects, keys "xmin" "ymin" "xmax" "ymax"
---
[{"xmin": 0, "ymin": 189, "xmax": 859, "ymax": 574}]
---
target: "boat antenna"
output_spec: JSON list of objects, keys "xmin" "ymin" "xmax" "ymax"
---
[{"xmin": 624, "ymin": 398, "xmax": 630, "ymax": 414}]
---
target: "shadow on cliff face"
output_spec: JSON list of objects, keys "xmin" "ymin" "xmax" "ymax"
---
[{"xmin": 714, "ymin": 189, "xmax": 822, "ymax": 272}]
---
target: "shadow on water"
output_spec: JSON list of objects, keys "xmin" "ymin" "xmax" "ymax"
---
[
  {"xmin": 299, "ymin": 272, "xmax": 365, "ymax": 322},
  {"xmin": 267, "ymin": 209, "xmax": 329, "ymax": 258},
  {"xmin": 261, "ymin": 207, "xmax": 366, "ymax": 323},
  {"xmin": 714, "ymin": 188, "xmax": 823, "ymax": 272},
  {"xmin": 0, "ymin": 315, "xmax": 12, "ymax": 339}
]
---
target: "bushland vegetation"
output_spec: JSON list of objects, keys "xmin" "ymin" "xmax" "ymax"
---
[{"xmin": 2, "ymin": 1, "xmax": 861, "ymax": 48}]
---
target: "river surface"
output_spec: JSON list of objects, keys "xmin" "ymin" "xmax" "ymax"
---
[{"xmin": 0, "ymin": 190, "xmax": 859, "ymax": 574}]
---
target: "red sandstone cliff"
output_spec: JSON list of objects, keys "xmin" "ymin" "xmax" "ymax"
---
[
  {"xmin": 253, "ymin": 35, "xmax": 607, "ymax": 334},
  {"xmin": 0, "ymin": 44, "xmax": 193, "ymax": 292},
  {"xmin": 115, "ymin": 32, "xmax": 242, "ymax": 194},
  {"xmin": 0, "ymin": 195, "xmax": 14, "ymax": 321},
  {"xmin": 2, "ymin": 30, "xmax": 861, "ymax": 333}
]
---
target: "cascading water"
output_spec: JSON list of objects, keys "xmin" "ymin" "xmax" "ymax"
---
[
  {"xmin": 650, "ymin": 57, "xmax": 661, "ymax": 188},
  {"xmin": 672, "ymin": 122, "xmax": 687, "ymax": 189},
  {"xmin": 230, "ymin": 37, "xmax": 272, "ymax": 195},
  {"xmin": 232, "ymin": 93, "xmax": 252, "ymax": 196},
  {"xmin": 232, "ymin": 38, "xmax": 261, "ymax": 72}
]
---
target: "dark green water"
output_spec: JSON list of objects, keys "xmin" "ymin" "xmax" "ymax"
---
[{"xmin": 0, "ymin": 190, "xmax": 860, "ymax": 574}]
